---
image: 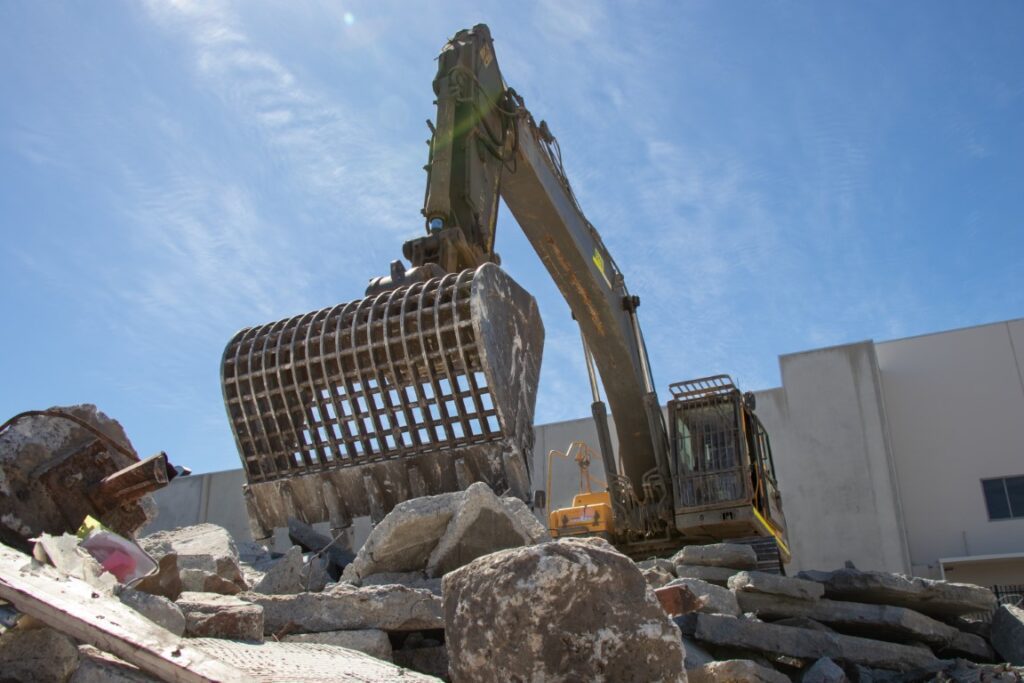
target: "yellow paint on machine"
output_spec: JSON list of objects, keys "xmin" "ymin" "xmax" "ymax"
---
[
  {"xmin": 549, "ymin": 490, "xmax": 614, "ymax": 537},
  {"xmin": 592, "ymin": 248, "xmax": 612, "ymax": 288},
  {"xmin": 752, "ymin": 506, "xmax": 792, "ymax": 561}
]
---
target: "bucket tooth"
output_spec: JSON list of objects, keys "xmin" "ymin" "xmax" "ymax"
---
[{"xmin": 221, "ymin": 263, "xmax": 544, "ymax": 533}]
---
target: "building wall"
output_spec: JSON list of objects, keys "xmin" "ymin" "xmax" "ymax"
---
[
  {"xmin": 874, "ymin": 320, "xmax": 1024, "ymax": 577},
  {"xmin": 753, "ymin": 342, "xmax": 911, "ymax": 575}
]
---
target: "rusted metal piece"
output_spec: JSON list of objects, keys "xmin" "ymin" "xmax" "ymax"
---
[
  {"xmin": 0, "ymin": 407, "xmax": 171, "ymax": 550},
  {"xmin": 222, "ymin": 263, "xmax": 544, "ymax": 539}
]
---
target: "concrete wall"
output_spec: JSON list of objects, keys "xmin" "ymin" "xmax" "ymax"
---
[
  {"xmin": 753, "ymin": 342, "xmax": 911, "ymax": 575},
  {"xmin": 875, "ymin": 320, "xmax": 1024, "ymax": 577}
]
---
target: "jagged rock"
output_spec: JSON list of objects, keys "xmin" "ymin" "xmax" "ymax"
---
[
  {"xmin": 245, "ymin": 583, "xmax": 443, "ymax": 635},
  {"xmin": 133, "ymin": 552, "xmax": 182, "ymax": 601},
  {"xmin": 252, "ymin": 546, "xmax": 304, "ymax": 595},
  {"xmin": 730, "ymin": 571, "xmax": 825, "ymax": 601},
  {"xmin": 499, "ymin": 495, "xmax": 551, "ymax": 544},
  {"xmin": 360, "ymin": 571, "xmax": 443, "ymax": 596},
  {"xmin": 673, "ymin": 543, "xmax": 758, "ymax": 570},
  {"xmin": 688, "ymin": 659, "xmax": 789, "ymax": 683},
  {"xmin": 734, "ymin": 591, "xmax": 958, "ymax": 646},
  {"xmin": 675, "ymin": 564, "xmax": 739, "ymax": 586},
  {"xmin": 666, "ymin": 577, "xmax": 742, "ymax": 616},
  {"xmin": 343, "ymin": 483, "xmax": 537, "ymax": 583},
  {"xmin": 116, "ymin": 586, "xmax": 185, "ymax": 636},
  {"xmin": 796, "ymin": 568, "xmax": 996, "ymax": 618},
  {"xmin": 802, "ymin": 657, "xmax": 848, "ymax": 683},
  {"xmin": 643, "ymin": 565, "xmax": 676, "ymax": 589},
  {"xmin": 692, "ymin": 613, "xmax": 941, "ymax": 671},
  {"xmin": 69, "ymin": 645, "xmax": 158, "ymax": 682},
  {"xmin": 638, "ymin": 558, "xmax": 677, "ymax": 575},
  {"xmin": 393, "ymin": 645, "xmax": 449, "ymax": 681},
  {"xmin": 0, "ymin": 404, "xmax": 156, "ymax": 550},
  {"xmin": 283, "ymin": 629, "xmax": 393, "ymax": 661},
  {"xmin": 140, "ymin": 524, "xmax": 247, "ymax": 594},
  {"xmin": 991, "ymin": 604, "xmax": 1024, "ymax": 665},
  {"xmin": 176, "ymin": 591, "xmax": 264, "ymax": 641},
  {"xmin": 0, "ymin": 625, "xmax": 80, "ymax": 681},
  {"xmin": 443, "ymin": 538, "xmax": 686, "ymax": 682}
]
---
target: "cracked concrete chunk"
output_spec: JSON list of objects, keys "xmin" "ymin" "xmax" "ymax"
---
[
  {"xmin": 673, "ymin": 543, "xmax": 758, "ymax": 570},
  {"xmin": 796, "ymin": 568, "xmax": 996, "ymax": 618},
  {"xmin": 116, "ymin": 586, "xmax": 185, "ymax": 636},
  {"xmin": 252, "ymin": 545, "xmax": 304, "ymax": 595},
  {"xmin": 666, "ymin": 577, "xmax": 742, "ymax": 616},
  {"xmin": 498, "ymin": 495, "xmax": 550, "ymax": 544},
  {"xmin": 245, "ymin": 583, "xmax": 443, "ymax": 634},
  {"xmin": 729, "ymin": 571, "xmax": 825, "ymax": 601},
  {"xmin": 443, "ymin": 538, "xmax": 686, "ymax": 683},
  {"xmin": 132, "ymin": 552, "xmax": 182, "ymax": 601},
  {"xmin": 140, "ymin": 524, "xmax": 247, "ymax": 594},
  {"xmin": 360, "ymin": 571, "xmax": 443, "ymax": 596},
  {"xmin": 688, "ymin": 659, "xmax": 789, "ymax": 683},
  {"xmin": 283, "ymin": 629, "xmax": 393, "ymax": 662},
  {"xmin": 692, "ymin": 613, "xmax": 940, "ymax": 671},
  {"xmin": 176, "ymin": 591, "xmax": 264, "ymax": 642},
  {"xmin": 675, "ymin": 564, "xmax": 738, "ymax": 586},
  {"xmin": 991, "ymin": 604, "xmax": 1024, "ymax": 665},
  {"xmin": 0, "ymin": 625, "xmax": 79, "ymax": 682}
]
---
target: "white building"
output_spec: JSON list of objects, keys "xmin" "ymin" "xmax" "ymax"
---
[{"xmin": 147, "ymin": 318, "xmax": 1024, "ymax": 589}]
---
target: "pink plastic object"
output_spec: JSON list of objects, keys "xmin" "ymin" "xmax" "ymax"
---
[{"xmin": 80, "ymin": 530, "xmax": 156, "ymax": 584}]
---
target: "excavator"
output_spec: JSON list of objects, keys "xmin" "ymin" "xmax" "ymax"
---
[{"xmin": 220, "ymin": 24, "xmax": 789, "ymax": 568}]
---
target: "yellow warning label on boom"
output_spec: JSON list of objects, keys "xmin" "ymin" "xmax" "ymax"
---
[{"xmin": 593, "ymin": 248, "xmax": 611, "ymax": 288}]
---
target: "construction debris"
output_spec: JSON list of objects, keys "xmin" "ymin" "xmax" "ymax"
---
[
  {"xmin": 992, "ymin": 605, "xmax": 1024, "ymax": 665},
  {"xmin": 176, "ymin": 592, "xmax": 264, "ymax": 641},
  {"xmin": 139, "ymin": 523, "xmax": 247, "ymax": 595}
]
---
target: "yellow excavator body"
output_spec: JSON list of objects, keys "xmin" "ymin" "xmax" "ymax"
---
[{"xmin": 548, "ymin": 490, "xmax": 614, "ymax": 538}]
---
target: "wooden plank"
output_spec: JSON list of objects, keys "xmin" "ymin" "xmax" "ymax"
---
[{"xmin": 0, "ymin": 543, "xmax": 245, "ymax": 682}]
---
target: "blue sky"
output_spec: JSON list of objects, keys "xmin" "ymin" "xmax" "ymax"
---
[{"xmin": 2, "ymin": 1, "xmax": 1022, "ymax": 475}]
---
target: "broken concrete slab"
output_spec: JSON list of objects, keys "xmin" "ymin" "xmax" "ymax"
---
[
  {"xmin": 245, "ymin": 583, "xmax": 443, "ymax": 635},
  {"xmin": 498, "ymin": 494, "xmax": 550, "ymax": 544},
  {"xmin": 0, "ymin": 625, "xmax": 80, "ymax": 682},
  {"xmin": 443, "ymin": 538, "xmax": 686, "ymax": 683},
  {"xmin": 117, "ymin": 586, "xmax": 185, "ymax": 637},
  {"xmin": 774, "ymin": 616, "xmax": 836, "ymax": 633},
  {"xmin": 734, "ymin": 590, "xmax": 958, "ymax": 646},
  {"xmin": 938, "ymin": 628, "xmax": 996, "ymax": 663},
  {"xmin": 0, "ymin": 542, "xmax": 244, "ymax": 681},
  {"xmin": 687, "ymin": 659, "xmax": 789, "ymax": 683},
  {"xmin": 176, "ymin": 592, "xmax": 264, "ymax": 642},
  {"xmin": 252, "ymin": 545, "xmax": 304, "ymax": 595},
  {"xmin": 675, "ymin": 563, "xmax": 738, "ymax": 586},
  {"xmin": 692, "ymin": 613, "xmax": 941, "ymax": 671},
  {"xmin": 730, "ymin": 570, "xmax": 826, "ymax": 601},
  {"xmin": 802, "ymin": 657, "xmax": 848, "ymax": 683},
  {"xmin": 991, "ymin": 604, "xmax": 1024, "ymax": 665},
  {"xmin": 140, "ymin": 524, "xmax": 247, "ymax": 594},
  {"xmin": 188, "ymin": 637, "xmax": 440, "ymax": 681},
  {"xmin": 360, "ymin": 571, "xmax": 443, "ymax": 596},
  {"xmin": 643, "ymin": 565, "xmax": 676, "ymax": 589},
  {"xmin": 796, "ymin": 568, "xmax": 997, "ymax": 618},
  {"xmin": 424, "ymin": 482, "xmax": 535, "ymax": 577},
  {"xmin": 666, "ymin": 577, "xmax": 742, "ymax": 616},
  {"xmin": 283, "ymin": 629, "xmax": 393, "ymax": 662},
  {"xmin": 673, "ymin": 543, "xmax": 758, "ymax": 570},
  {"xmin": 70, "ymin": 645, "xmax": 159, "ymax": 683}
]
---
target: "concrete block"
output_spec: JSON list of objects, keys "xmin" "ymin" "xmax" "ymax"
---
[
  {"xmin": 117, "ymin": 587, "xmax": 185, "ymax": 637},
  {"xmin": 675, "ymin": 564, "xmax": 738, "ymax": 586},
  {"xmin": 176, "ymin": 592, "xmax": 264, "ymax": 642},
  {"xmin": 729, "ymin": 570, "xmax": 825, "ymax": 601},
  {"xmin": 0, "ymin": 626, "xmax": 79, "ymax": 682},
  {"xmin": 673, "ymin": 543, "xmax": 758, "ymax": 570},
  {"xmin": 666, "ymin": 577, "xmax": 741, "ymax": 616}
]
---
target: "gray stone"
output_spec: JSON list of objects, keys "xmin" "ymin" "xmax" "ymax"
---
[
  {"xmin": 140, "ymin": 524, "xmax": 247, "ymax": 594},
  {"xmin": 179, "ymin": 568, "xmax": 243, "ymax": 595},
  {"xmin": 301, "ymin": 554, "xmax": 330, "ymax": 592},
  {"xmin": 176, "ymin": 591, "xmax": 264, "ymax": 641},
  {"xmin": 734, "ymin": 590, "xmax": 958, "ymax": 646},
  {"xmin": 939, "ymin": 629, "xmax": 996, "ymax": 663},
  {"xmin": 802, "ymin": 657, "xmax": 848, "ymax": 683},
  {"xmin": 424, "ymin": 482, "xmax": 536, "ymax": 577},
  {"xmin": 666, "ymin": 577, "xmax": 742, "ymax": 616},
  {"xmin": 638, "ymin": 558, "xmax": 677, "ymax": 575},
  {"xmin": 688, "ymin": 659, "xmax": 789, "ymax": 683},
  {"xmin": 286, "ymin": 518, "xmax": 353, "ymax": 576},
  {"xmin": 681, "ymin": 636, "xmax": 715, "ymax": 669},
  {"xmin": 443, "ymin": 538, "xmax": 686, "ymax": 683},
  {"xmin": 692, "ymin": 613, "xmax": 941, "ymax": 671},
  {"xmin": 673, "ymin": 543, "xmax": 758, "ymax": 570},
  {"xmin": 991, "ymin": 604, "xmax": 1024, "ymax": 665},
  {"xmin": 499, "ymin": 495, "xmax": 551, "ymax": 544},
  {"xmin": 0, "ymin": 625, "xmax": 79, "ymax": 682},
  {"xmin": 245, "ymin": 583, "xmax": 443, "ymax": 634},
  {"xmin": 283, "ymin": 629, "xmax": 393, "ymax": 661},
  {"xmin": 393, "ymin": 645, "xmax": 449, "ymax": 681},
  {"xmin": 69, "ymin": 645, "xmax": 158, "ymax": 682},
  {"xmin": 730, "ymin": 570, "xmax": 825, "ymax": 601},
  {"xmin": 675, "ymin": 564, "xmax": 739, "ymax": 586},
  {"xmin": 252, "ymin": 545, "xmax": 304, "ymax": 595},
  {"xmin": 796, "ymin": 568, "xmax": 997, "ymax": 618},
  {"xmin": 132, "ymin": 552, "xmax": 182, "ymax": 601},
  {"xmin": 116, "ymin": 586, "xmax": 186, "ymax": 636},
  {"xmin": 360, "ymin": 571, "xmax": 443, "ymax": 596},
  {"xmin": 774, "ymin": 617, "xmax": 836, "ymax": 633},
  {"xmin": 643, "ymin": 565, "xmax": 676, "ymax": 589}
]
